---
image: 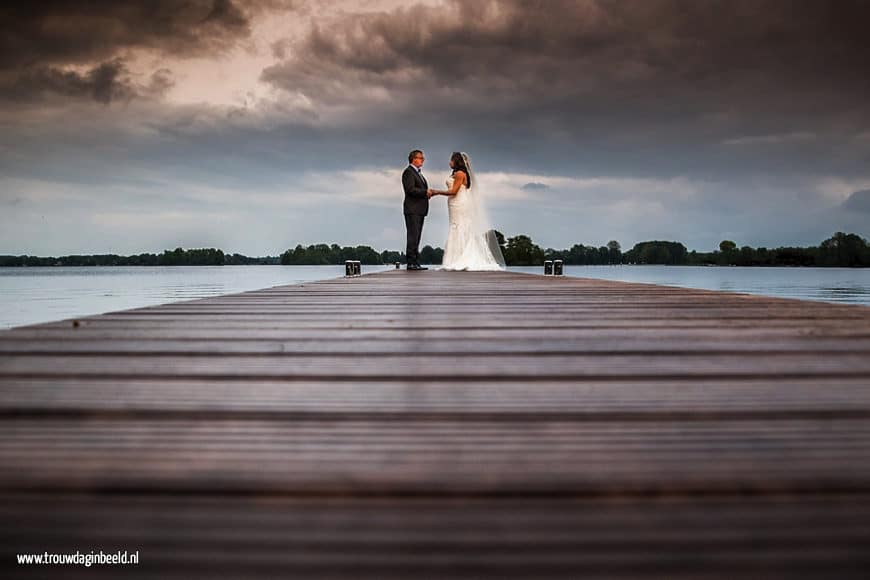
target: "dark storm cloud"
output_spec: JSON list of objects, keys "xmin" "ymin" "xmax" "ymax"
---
[
  {"xmin": 260, "ymin": 0, "xmax": 870, "ymax": 178},
  {"xmin": 1, "ymin": 59, "xmax": 178, "ymax": 104},
  {"xmin": 0, "ymin": 62, "xmax": 179, "ymax": 105},
  {"xmin": 0, "ymin": 0, "xmax": 295, "ymax": 103},
  {"xmin": 263, "ymin": 0, "xmax": 870, "ymax": 102},
  {"xmin": 0, "ymin": 1, "xmax": 252, "ymax": 68}
]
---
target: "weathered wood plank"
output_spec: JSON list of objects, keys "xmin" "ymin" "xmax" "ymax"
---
[
  {"xmin": 3, "ymin": 336, "xmax": 870, "ymax": 354},
  {"xmin": 20, "ymin": 318, "xmax": 869, "ymax": 330},
  {"xmin": 2, "ymin": 352, "xmax": 870, "ymax": 380},
  {"xmin": 2, "ymin": 378, "xmax": 869, "ymax": 417},
  {"xmin": 5, "ymin": 325, "xmax": 870, "ymax": 339},
  {"xmin": 2, "ymin": 417, "xmax": 870, "ymax": 495}
]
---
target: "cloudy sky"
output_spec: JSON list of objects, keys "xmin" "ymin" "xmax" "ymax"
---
[{"xmin": 1, "ymin": 0, "xmax": 868, "ymax": 256}]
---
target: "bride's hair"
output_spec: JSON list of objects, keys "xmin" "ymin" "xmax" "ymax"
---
[{"xmin": 450, "ymin": 151, "xmax": 471, "ymax": 188}]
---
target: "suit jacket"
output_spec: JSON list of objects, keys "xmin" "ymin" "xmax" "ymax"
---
[{"xmin": 402, "ymin": 165, "xmax": 429, "ymax": 216}]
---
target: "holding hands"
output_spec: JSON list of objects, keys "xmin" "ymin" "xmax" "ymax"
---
[{"xmin": 423, "ymin": 156, "xmax": 469, "ymax": 199}]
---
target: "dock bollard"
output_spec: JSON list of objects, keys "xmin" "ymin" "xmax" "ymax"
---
[
  {"xmin": 554, "ymin": 259, "xmax": 564, "ymax": 276},
  {"xmin": 394, "ymin": 262, "xmax": 400, "ymax": 269},
  {"xmin": 543, "ymin": 260, "xmax": 553, "ymax": 275},
  {"xmin": 345, "ymin": 261, "xmax": 362, "ymax": 277}
]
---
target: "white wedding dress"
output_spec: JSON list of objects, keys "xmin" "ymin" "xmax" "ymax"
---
[{"xmin": 440, "ymin": 154, "xmax": 506, "ymax": 271}]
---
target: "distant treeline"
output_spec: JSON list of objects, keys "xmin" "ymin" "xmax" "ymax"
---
[
  {"xmin": 0, "ymin": 247, "xmax": 273, "ymax": 267},
  {"xmin": 524, "ymin": 231, "xmax": 869, "ymax": 267},
  {"xmin": 0, "ymin": 245, "xmax": 401, "ymax": 267},
  {"xmin": 1, "ymin": 232, "xmax": 867, "ymax": 267}
]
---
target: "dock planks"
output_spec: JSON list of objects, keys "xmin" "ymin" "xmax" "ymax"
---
[{"xmin": 2, "ymin": 269, "xmax": 870, "ymax": 578}]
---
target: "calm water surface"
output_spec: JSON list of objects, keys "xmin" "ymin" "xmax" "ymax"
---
[
  {"xmin": 512, "ymin": 265, "xmax": 870, "ymax": 307},
  {"xmin": 0, "ymin": 265, "xmax": 392, "ymax": 330},
  {"xmin": 1, "ymin": 264, "xmax": 868, "ymax": 329}
]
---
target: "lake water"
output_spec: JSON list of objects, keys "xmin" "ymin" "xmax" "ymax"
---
[
  {"xmin": 513, "ymin": 265, "xmax": 870, "ymax": 306},
  {"xmin": 1, "ymin": 264, "xmax": 868, "ymax": 329},
  {"xmin": 0, "ymin": 265, "xmax": 392, "ymax": 330}
]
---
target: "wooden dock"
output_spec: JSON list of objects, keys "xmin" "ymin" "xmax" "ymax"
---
[{"xmin": 2, "ymin": 268, "xmax": 870, "ymax": 578}]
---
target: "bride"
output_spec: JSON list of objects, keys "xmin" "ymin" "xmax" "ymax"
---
[{"xmin": 428, "ymin": 152, "xmax": 506, "ymax": 271}]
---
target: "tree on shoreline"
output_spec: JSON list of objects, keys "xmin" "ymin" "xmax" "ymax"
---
[{"xmin": 279, "ymin": 244, "xmax": 384, "ymax": 265}]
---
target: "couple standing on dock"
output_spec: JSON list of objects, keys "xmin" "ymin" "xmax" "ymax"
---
[{"xmin": 402, "ymin": 149, "xmax": 506, "ymax": 271}]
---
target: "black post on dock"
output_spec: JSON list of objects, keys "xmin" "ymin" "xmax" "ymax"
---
[
  {"xmin": 554, "ymin": 259, "xmax": 563, "ymax": 276},
  {"xmin": 543, "ymin": 260, "xmax": 553, "ymax": 275},
  {"xmin": 345, "ymin": 261, "xmax": 361, "ymax": 277}
]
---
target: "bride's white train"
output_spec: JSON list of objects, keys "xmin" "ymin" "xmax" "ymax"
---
[{"xmin": 439, "ymin": 152, "xmax": 506, "ymax": 271}]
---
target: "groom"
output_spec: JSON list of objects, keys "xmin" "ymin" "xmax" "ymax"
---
[{"xmin": 402, "ymin": 149, "xmax": 433, "ymax": 270}]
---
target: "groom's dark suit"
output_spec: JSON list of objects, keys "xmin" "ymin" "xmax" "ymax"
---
[{"xmin": 402, "ymin": 165, "xmax": 429, "ymax": 266}]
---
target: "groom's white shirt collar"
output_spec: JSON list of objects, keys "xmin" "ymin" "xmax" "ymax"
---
[{"xmin": 409, "ymin": 164, "xmax": 423, "ymax": 173}]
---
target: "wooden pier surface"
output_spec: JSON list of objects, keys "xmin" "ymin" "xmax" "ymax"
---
[{"xmin": 2, "ymin": 268, "xmax": 870, "ymax": 578}]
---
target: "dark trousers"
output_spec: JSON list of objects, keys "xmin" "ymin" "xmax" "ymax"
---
[{"xmin": 404, "ymin": 213, "xmax": 425, "ymax": 265}]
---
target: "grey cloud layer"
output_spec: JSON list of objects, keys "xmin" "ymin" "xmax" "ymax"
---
[{"xmin": 845, "ymin": 190, "xmax": 870, "ymax": 213}]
